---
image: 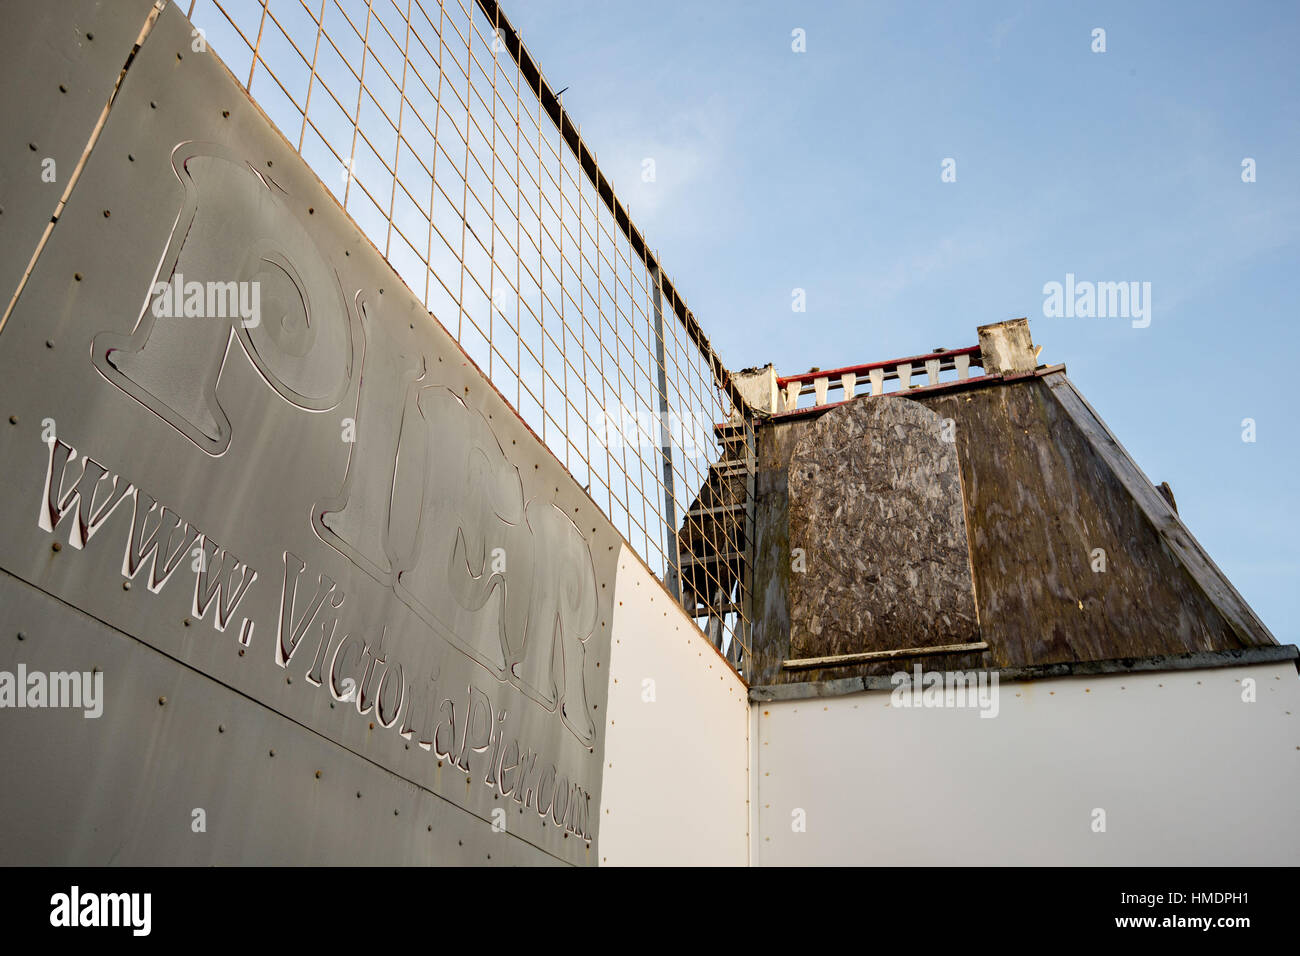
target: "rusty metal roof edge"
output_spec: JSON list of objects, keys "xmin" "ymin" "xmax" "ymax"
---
[{"xmin": 747, "ymin": 644, "xmax": 1300, "ymax": 702}]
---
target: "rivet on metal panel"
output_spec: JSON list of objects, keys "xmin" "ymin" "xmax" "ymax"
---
[
  {"xmin": 285, "ymin": 676, "xmax": 291, "ymax": 684},
  {"xmin": 128, "ymin": 154, "xmax": 134, "ymax": 162},
  {"xmin": 182, "ymin": 618, "xmax": 190, "ymax": 627},
  {"xmin": 308, "ymin": 207, "xmax": 314, "ymax": 215},
  {"xmin": 149, "ymin": 101, "xmax": 156, "ymax": 109},
  {"xmin": 427, "ymin": 825, "xmax": 432, "ymax": 832},
  {"xmin": 16, "ymin": 632, "xmax": 25, "ymax": 641},
  {"xmin": 74, "ymin": 273, "xmax": 81, "ymax": 281},
  {"xmin": 45, "ymin": 340, "xmax": 53, "ymax": 349},
  {"xmin": 394, "ymin": 809, "xmax": 399, "ymax": 816},
  {"xmin": 221, "ymin": 110, "xmax": 229, "ymax": 118},
  {"xmin": 176, "ymin": 52, "xmax": 182, "ymax": 61},
  {"xmin": 269, "ymin": 749, "xmax": 275, "ymax": 757},
  {"xmin": 218, "ymin": 725, "xmax": 224, "ymax": 733},
  {"xmin": 122, "ymin": 581, "xmax": 131, "ymax": 591},
  {"xmin": 86, "ymin": 32, "xmax": 93, "ymax": 40},
  {"xmin": 158, "ymin": 696, "xmax": 166, "ymax": 705},
  {"xmin": 356, "ymin": 791, "xmax": 362, "ymax": 798},
  {"xmin": 315, "ymin": 770, "xmax": 321, "ymax": 778},
  {"xmin": 28, "ymin": 143, "xmax": 37, "ymax": 151},
  {"xmin": 59, "ymin": 85, "xmax": 67, "ymax": 93},
  {"xmin": 238, "ymin": 649, "xmax": 244, "ymax": 656},
  {"xmin": 8, "ymin": 416, "xmax": 16, "ymax": 425},
  {"xmin": 102, "ymin": 210, "xmax": 110, "ymax": 218}
]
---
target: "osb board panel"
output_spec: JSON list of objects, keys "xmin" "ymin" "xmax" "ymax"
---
[
  {"xmin": 750, "ymin": 418, "xmax": 985, "ymax": 685},
  {"xmin": 786, "ymin": 397, "xmax": 978, "ymax": 662}
]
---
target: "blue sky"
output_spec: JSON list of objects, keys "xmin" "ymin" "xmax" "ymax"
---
[{"xmin": 502, "ymin": 0, "xmax": 1300, "ymax": 646}]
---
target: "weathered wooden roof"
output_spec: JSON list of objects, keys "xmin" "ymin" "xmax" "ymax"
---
[{"xmin": 747, "ymin": 367, "xmax": 1278, "ymax": 686}]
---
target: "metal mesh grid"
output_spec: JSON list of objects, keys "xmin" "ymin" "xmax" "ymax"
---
[{"xmin": 186, "ymin": 0, "xmax": 753, "ymax": 671}]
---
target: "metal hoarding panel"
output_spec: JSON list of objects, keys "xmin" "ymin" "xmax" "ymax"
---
[
  {"xmin": 0, "ymin": 2, "xmax": 614, "ymax": 866},
  {"xmin": 0, "ymin": 569, "xmax": 561, "ymax": 866}
]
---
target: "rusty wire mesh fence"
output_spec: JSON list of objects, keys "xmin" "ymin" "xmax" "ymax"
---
[{"xmin": 185, "ymin": 0, "xmax": 754, "ymax": 671}]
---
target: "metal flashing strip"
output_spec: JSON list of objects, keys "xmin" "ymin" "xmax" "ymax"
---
[{"xmin": 751, "ymin": 644, "xmax": 1300, "ymax": 702}]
